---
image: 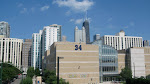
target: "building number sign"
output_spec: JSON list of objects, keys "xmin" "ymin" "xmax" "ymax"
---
[{"xmin": 75, "ymin": 45, "xmax": 82, "ymax": 50}]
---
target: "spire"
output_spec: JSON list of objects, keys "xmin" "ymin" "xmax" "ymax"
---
[{"xmin": 84, "ymin": 10, "xmax": 88, "ymax": 21}]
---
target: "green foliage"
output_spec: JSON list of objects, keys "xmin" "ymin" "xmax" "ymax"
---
[
  {"xmin": 42, "ymin": 69, "xmax": 69, "ymax": 84},
  {"xmin": 146, "ymin": 74, "xmax": 150, "ymax": 79},
  {"xmin": 1, "ymin": 63, "xmax": 21, "ymax": 83},
  {"xmin": 20, "ymin": 77, "xmax": 32, "ymax": 84},
  {"xmin": 120, "ymin": 67, "xmax": 132, "ymax": 80},
  {"xmin": 126, "ymin": 78, "xmax": 150, "ymax": 84},
  {"xmin": 35, "ymin": 68, "xmax": 40, "ymax": 76},
  {"xmin": 27, "ymin": 67, "xmax": 34, "ymax": 78}
]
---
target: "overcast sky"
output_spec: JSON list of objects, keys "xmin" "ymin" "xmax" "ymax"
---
[{"xmin": 0, "ymin": 0, "xmax": 150, "ymax": 42}]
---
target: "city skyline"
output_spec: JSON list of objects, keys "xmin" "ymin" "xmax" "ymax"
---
[{"xmin": 0, "ymin": 0, "xmax": 150, "ymax": 42}]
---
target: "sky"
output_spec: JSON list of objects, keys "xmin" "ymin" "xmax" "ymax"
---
[{"xmin": 0, "ymin": 0, "xmax": 150, "ymax": 42}]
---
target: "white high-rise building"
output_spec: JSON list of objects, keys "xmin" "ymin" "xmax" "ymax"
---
[
  {"xmin": 101, "ymin": 30, "xmax": 143, "ymax": 50},
  {"xmin": 31, "ymin": 24, "xmax": 61, "ymax": 69},
  {"xmin": 42, "ymin": 25, "xmax": 59, "ymax": 56},
  {"xmin": 0, "ymin": 38, "xmax": 23, "ymax": 69},
  {"xmin": 31, "ymin": 30, "xmax": 42, "ymax": 69},
  {"xmin": 74, "ymin": 26, "xmax": 86, "ymax": 43}
]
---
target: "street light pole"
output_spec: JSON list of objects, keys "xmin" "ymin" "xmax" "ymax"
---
[
  {"xmin": 57, "ymin": 57, "xmax": 59, "ymax": 84},
  {"xmin": 57, "ymin": 57, "xmax": 64, "ymax": 84},
  {"xmin": 0, "ymin": 55, "xmax": 3, "ymax": 84}
]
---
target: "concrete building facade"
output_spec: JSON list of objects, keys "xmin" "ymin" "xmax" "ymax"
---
[
  {"xmin": 0, "ymin": 21, "xmax": 10, "ymax": 38},
  {"xmin": 22, "ymin": 39, "xmax": 32, "ymax": 74},
  {"xmin": 74, "ymin": 26, "xmax": 86, "ymax": 43},
  {"xmin": 43, "ymin": 42, "xmax": 100, "ymax": 84},
  {"xmin": 101, "ymin": 30, "xmax": 143, "ymax": 50},
  {"xmin": 0, "ymin": 38, "xmax": 23, "ymax": 69}
]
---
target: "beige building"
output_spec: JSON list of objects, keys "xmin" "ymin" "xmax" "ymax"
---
[
  {"xmin": 118, "ymin": 50, "xmax": 126, "ymax": 73},
  {"xmin": 22, "ymin": 39, "xmax": 32, "ymax": 74},
  {"xmin": 118, "ymin": 47, "xmax": 150, "ymax": 77},
  {"xmin": 144, "ymin": 47, "xmax": 150, "ymax": 76},
  {"xmin": 43, "ymin": 42, "xmax": 100, "ymax": 84}
]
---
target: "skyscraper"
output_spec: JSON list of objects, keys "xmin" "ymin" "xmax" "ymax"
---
[
  {"xmin": 143, "ymin": 40, "xmax": 149, "ymax": 47},
  {"xmin": 74, "ymin": 26, "xmax": 86, "ymax": 43},
  {"xmin": 49, "ymin": 24, "xmax": 61, "ymax": 41},
  {"xmin": 0, "ymin": 21, "xmax": 10, "ymax": 38},
  {"xmin": 22, "ymin": 39, "xmax": 32, "ymax": 74},
  {"xmin": 31, "ymin": 24, "xmax": 61, "ymax": 69},
  {"xmin": 42, "ymin": 24, "xmax": 61, "ymax": 56},
  {"xmin": 31, "ymin": 30, "xmax": 42, "ymax": 69},
  {"xmin": 93, "ymin": 34, "xmax": 100, "ymax": 41},
  {"xmin": 83, "ymin": 19, "xmax": 90, "ymax": 44}
]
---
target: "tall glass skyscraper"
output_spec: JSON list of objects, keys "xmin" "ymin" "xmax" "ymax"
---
[
  {"xmin": 0, "ymin": 21, "xmax": 10, "ymax": 38},
  {"xmin": 83, "ymin": 20, "xmax": 90, "ymax": 44}
]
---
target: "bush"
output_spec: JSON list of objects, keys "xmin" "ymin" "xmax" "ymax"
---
[
  {"xmin": 35, "ymin": 68, "xmax": 40, "ymax": 76},
  {"xmin": 126, "ymin": 78, "xmax": 150, "ymax": 84},
  {"xmin": 20, "ymin": 77, "xmax": 32, "ymax": 84},
  {"xmin": 27, "ymin": 67, "xmax": 34, "ymax": 78}
]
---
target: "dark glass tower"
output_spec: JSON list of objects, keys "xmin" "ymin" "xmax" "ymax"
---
[{"xmin": 83, "ymin": 19, "xmax": 90, "ymax": 44}]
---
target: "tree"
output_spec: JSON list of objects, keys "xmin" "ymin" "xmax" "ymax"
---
[
  {"xmin": 42, "ymin": 69, "xmax": 69, "ymax": 84},
  {"xmin": 1, "ymin": 63, "xmax": 21, "ymax": 83},
  {"xmin": 120, "ymin": 67, "xmax": 132, "ymax": 80},
  {"xmin": 35, "ymin": 68, "xmax": 40, "ymax": 76},
  {"xmin": 27, "ymin": 67, "xmax": 35, "ymax": 78}
]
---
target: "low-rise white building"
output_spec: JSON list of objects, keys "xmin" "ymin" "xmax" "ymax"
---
[
  {"xmin": 0, "ymin": 38, "xmax": 23, "ymax": 69},
  {"xmin": 101, "ymin": 30, "xmax": 143, "ymax": 50}
]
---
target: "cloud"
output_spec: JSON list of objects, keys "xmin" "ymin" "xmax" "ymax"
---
[
  {"xmin": 124, "ymin": 26, "xmax": 129, "ymax": 28},
  {"xmin": 31, "ymin": 7, "xmax": 35, "ymax": 12},
  {"xmin": 18, "ymin": 3, "xmax": 23, "ymax": 7},
  {"xmin": 130, "ymin": 22, "xmax": 135, "ymax": 26},
  {"xmin": 20, "ymin": 8, "xmax": 27, "ymax": 13},
  {"xmin": 66, "ymin": 11, "xmax": 71, "ymax": 16},
  {"xmin": 70, "ymin": 19, "xmax": 75, "ymax": 22},
  {"xmin": 53, "ymin": 0, "xmax": 94, "ymax": 13},
  {"xmin": 40, "ymin": 5, "xmax": 49, "ymax": 11},
  {"xmin": 70, "ymin": 18, "xmax": 83, "ymax": 24},
  {"xmin": 75, "ymin": 19, "xmax": 83, "ymax": 24},
  {"xmin": 108, "ymin": 17, "xmax": 112, "ymax": 22}
]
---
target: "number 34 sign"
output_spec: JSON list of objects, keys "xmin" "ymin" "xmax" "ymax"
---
[{"xmin": 75, "ymin": 45, "xmax": 82, "ymax": 50}]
